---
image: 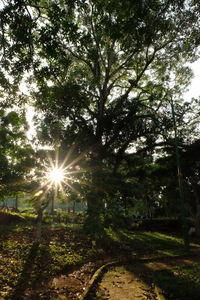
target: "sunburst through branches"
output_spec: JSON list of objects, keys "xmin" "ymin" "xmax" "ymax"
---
[
  {"xmin": 48, "ymin": 167, "xmax": 65, "ymax": 184},
  {"xmin": 34, "ymin": 145, "xmax": 94, "ymax": 205}
]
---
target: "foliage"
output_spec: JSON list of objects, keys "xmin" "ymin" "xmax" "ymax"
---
[{"xmin": 0, "ymin": 109, "xmax": 35, "ymax": 199}]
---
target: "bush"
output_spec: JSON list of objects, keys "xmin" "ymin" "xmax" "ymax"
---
[{"xmin": 130, "ymin": 218, "xmax": 188, "ymax": 233}]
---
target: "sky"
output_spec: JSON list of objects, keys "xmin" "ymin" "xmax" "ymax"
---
[{"xmin": 184, "ymin": 60, "xmax": 200, "ymax": 100}]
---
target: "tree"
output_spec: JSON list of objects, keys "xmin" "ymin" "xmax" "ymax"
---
[
  {"xmin": 1, "ymin": 0, "xmax": 200, "ymax": 230},
  {"xmin": 146, "ymin": 137, "xmax": 200, "ymax": 235},
  {"xmin": 180, "ymin": 140, "xmax": 200, "ymax": 235},
  {"xmin": 0, "ymin": 109, "xmax": 35, "ymax": 201}
]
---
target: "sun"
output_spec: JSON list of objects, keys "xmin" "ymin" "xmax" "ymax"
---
[
  {"xmin": 49, "ymin": 167, "xmax": 65, "ymax": 184},
  {"xmin": 37, "ymin": 146, "xmax": 89, "ymax": 198}
]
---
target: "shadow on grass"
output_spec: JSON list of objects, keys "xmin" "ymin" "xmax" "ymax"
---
[
  {"xmin": 9, "ymin": 242, "xmax": 39, "ymax": 300},
  {"xmin": 9, "ymin": 241, "xmax": 52, "ymax": 300},
  {"xmin": 118, "ymin": 230, "xmax": 183, "ymax": 250},
  {"xmin": 100, "ymin": 228, "xmax": 186, "ymax": 258},
  {"xmin": 123, "ymin": 260, "xmax": 200, "ymax": 300},
  {"xmin": 7, "ymin": 226, "xmax": 91, "ymax": 300},
  {"xmin": 0, "ymin": 224, "xmax": 22, "ymax": 239},
  {"xmin": 153, "ymin": 266, "xmax": 200, "ymax": 300}
]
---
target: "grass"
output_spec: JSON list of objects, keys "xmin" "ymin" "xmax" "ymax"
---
[
  {"xmin": 0, "ymin": 224, "xmax": 93, "ymax": 298},
  {"xmin": 104, "ymin": 227, "xmax": 200, "ymax": 258},
  {"xmin": 154, "ymin": 264, "xmax": 200, "ymax": 299},
  {"xmin": 0, "ymin": 215, "xmax": 200, "ymax": 299}
]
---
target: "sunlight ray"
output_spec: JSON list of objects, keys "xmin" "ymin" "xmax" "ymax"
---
[
  {"xmin": 32, "ymin": 182, "xmax": 52, "ymax": 200},
  {"xmin": 49, "ymin": 167, "xmax": 64, "ymax": 183},
  {"xmin": 58, "ymin": 182, "xmax": 66, "ymax": 199},
  {"xmin": 64, "ymin": 143, "xmax": 98, "ymax": 170},
  {"xmin": 54, "ymin": 183, "xmax": 58, "ymax": 207},
  {"xmin": 32, "ymin": 178, "xmax": 52, "ymax": 196},
  {"xmin": 35, "ymin": 145, "xmax": 92, "ymax": 208},
  {"xmin": 55, "ymin": 147, "xmax": 59, "ymax": 169},
  {"xmin": 63, "ymin": 169, "xmax": 87, "ymax": 176},
  {"xmin": 60, "ymin": 142, "xmax": 78, "ymax": 170},
  {"xmin": 46, "ymin": 151, "xmax": 55, "ymax": 170},
  {"xmin": 62, "ymin": 180, "xmax": 80, "ymax": 195}
]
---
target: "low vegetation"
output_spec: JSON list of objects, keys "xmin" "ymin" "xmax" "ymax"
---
[{"xmin": 0, "ymin": 210, "xmax": 200, "ymax": 299}]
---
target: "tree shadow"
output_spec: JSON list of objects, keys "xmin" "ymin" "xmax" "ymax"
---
[
  {"xmin": 152, "ymin": 266, "xmax": 200, "ymax": 300},
  {"xmin": 125, "ymin": 258, "xmax": 200, "ymax": 300},
  {"xmin": 7, "ymin": 226, "xmax": 89, "ymax": 300},
  {"xmin": 101, "ymin": 228, "xmax": 187, "ymax": 258},
  {"xmin": 9, "ymin": 241, "xmax": 52, "ymax": 300}
]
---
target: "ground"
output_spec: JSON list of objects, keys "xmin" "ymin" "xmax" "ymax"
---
[
  {"xmin": 93, "ymin": 256, "xmax": 200, "ymax": 300},
  {"xmin": 0, "ymin": 212, "xmax": 200, "ymax": 299}
]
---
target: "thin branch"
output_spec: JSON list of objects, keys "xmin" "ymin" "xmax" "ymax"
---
[
  {"xmin": 62, "ymin": 45, "xmax": 94, "ymax": 73},
  {"xmin": 90, "ymin": 4, "xmax": 106, "ymax": 69},
  {"xmin": 109, "ymin": 51, "xmax": 137, "ymax": 79}
]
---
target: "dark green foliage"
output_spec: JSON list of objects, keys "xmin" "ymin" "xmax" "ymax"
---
[{"xmin": 131, "ymin": 218, "xmax": 184, "ymax": 233}]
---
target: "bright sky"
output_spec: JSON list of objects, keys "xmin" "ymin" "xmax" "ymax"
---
[
  {"xmin": 185, "ymin": 60, "xmax": 200, "ymax": 99},
  {"xmin": 26, "ymin": 106, "xmax": 36, "ymax": 139}
]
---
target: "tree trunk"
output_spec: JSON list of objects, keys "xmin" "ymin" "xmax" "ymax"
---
[
  {"xmin": 195, "ymin": 204, "xmax": 200, "ymax": 236},
  {"xmin": 84, "ymin": 154, "xmax": 105, "ymax": 235},
  {"xmin": 73, "ymin": 201, "xmax": 75, "ymax": 214},
  {"xmin": 51, "ymin": 195, "xmax": 54, "ymax": 215},
  {"xmin": 35, "ymin": 194, "xmax": 44, "ymax": 242},
  {"xmin": 35, "ymin": 208, "xmax": 43, "ymax": 241},
  {"xmin": 15, "ymin": 195, "xmax": 18, "ymax": 211},
  {"xmin": 190, "ymin": 179, "xmax": 200, "ymax": 236}
]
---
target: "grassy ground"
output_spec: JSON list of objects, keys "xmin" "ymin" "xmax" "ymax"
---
[{"xmin": 0, "ymin": 212, "xmax": 200, "ymax": 299}]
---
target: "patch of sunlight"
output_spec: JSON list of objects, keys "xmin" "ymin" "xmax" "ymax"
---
[
  {"xmin": 190, "ymin": 242, "xmax": 200, "ymax": 248},
  {"xmin": 105, "ymin": 227, "xmax": 122, "ymax": 243},
  {"xmin": 156, "ymin": 249, "xmax": 185, "ymax": 257},
  {"xmin": 143, "ymin": 232, "xmax": 200, "ymax": 249},
  {"xmin": 143, "ymin": 232, "xmax": 182, "ymax": 243}
]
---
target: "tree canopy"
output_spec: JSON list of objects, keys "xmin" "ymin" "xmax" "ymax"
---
[{"xmin": 0, "ymin": 0, "xmax": 200, "ymax": 230}]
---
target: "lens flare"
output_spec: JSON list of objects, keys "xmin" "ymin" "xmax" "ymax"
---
[
  {"xmin": 33, "ymin": 145, "xmax": 93, "ymax": 203},
  {"xmin": 49, "ymin": 167, "xmax": 65, "ymax": 184}
]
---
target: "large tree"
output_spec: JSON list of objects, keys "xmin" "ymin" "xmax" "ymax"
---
[{"xmin": 1, "ymin": 0, "xmax": 200, "ymax": 228}]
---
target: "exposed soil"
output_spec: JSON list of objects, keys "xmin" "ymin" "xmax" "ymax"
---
[
  {"xmin": 43, "ymin": 261, "xmax": 103, "ymax": 299},
  {"xmin": 95, "ymin": 265, "xmax": 157, "ymax": 300}
]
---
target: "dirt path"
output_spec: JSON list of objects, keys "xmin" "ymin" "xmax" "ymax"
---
[
  {"xmin": 95, "ymin": 265, "xmax": 157, "ymax": 300},
  {"xmin": 92, "ymin": 255, "xmax": 200, "ymax": 300}
]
